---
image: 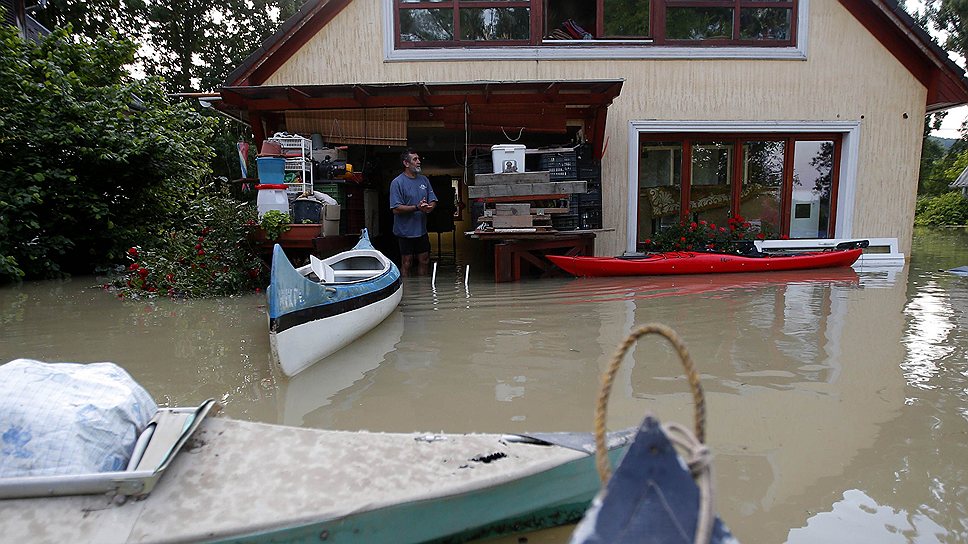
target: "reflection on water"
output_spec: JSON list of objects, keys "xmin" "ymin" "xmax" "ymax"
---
[
  {"xmin": 1, "ymin": 227, "xmax": 967, "ymax": 543},
  {"xmin": 788, "ymin": 489, "xmax": 949, "ymax": 544}
]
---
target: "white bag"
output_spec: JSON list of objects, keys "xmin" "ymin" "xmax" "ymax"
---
[{"xmin": 0, "ymin": 359, "xmax": 157, "ymax": 477}]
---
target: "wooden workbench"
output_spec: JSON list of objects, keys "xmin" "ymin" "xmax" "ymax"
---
[{"xmin": 468, "ymin": 231, "xmax": 596, "ymax": 282}]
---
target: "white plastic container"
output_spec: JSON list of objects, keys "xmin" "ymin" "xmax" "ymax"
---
[
  {"xmin": 491, "ymin": 144, "xmax": 526, "ymax": 174},
  {"xmin": 256, "ymin": 184, "xmax": 290, "ymax": 219}
]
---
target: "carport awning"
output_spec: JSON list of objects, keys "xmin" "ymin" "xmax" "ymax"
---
[{"xmin": 217, "ymin": 80, "xmax": 624, "ymax": 158}]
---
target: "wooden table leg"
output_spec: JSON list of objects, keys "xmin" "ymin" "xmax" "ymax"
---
[
  {"xmin": 494, "ymin": 243, "xmax": 513, "ymax": 283},
  {"xmin": 489, "ymin": 234, "xmax": 595, "ymax": 282}
]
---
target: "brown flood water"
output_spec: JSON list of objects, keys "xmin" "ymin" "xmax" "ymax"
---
[{"xmin": 2, "ymin": 227, "xmax": 967, "ymax": 543}]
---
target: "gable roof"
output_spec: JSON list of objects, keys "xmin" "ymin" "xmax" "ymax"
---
[
  {"xmin": 224, "ymin": 0, "xmax": 968, "ymax": 112},
  {"xmin": 224, "ymin": 0, "xmax": 352, "ymax": 88},
  {"xmin": 952, "ymin": 165, "xmax": 968, "ymax": 188},
  {"xmin": 838, "ymin": 0, "xmax": 968, "ymax": 112}
]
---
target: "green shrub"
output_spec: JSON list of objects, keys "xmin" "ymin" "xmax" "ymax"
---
[
  {"xmin": 914, "ymin": 192, "xmax": 968, "ymax": 226},
  {"xmin": 110, "ymin": 194, "xmax": 265, "ymax": 299},
  {"xmin": 259, "ymin": 210, "xmax": 292, "ymax": 240}
]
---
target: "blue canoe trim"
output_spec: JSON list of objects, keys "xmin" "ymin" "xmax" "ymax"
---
[
  {"xmin": 572, "ymin": 417, "xmax": 735, "ymax": 544},
  {"xmin": 269, "ymin": 278, "xmax": 402, "ymax": 333},
  {"xmin": 267, "ymin": 229, "xmax": 402, "ymax": 332}
]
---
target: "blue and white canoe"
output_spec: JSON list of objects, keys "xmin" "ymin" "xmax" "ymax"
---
[{"xmin": 268, "ymin": 229, "xmax": 403, "ymax": 377}]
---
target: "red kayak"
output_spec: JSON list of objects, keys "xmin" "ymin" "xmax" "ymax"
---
[{"xmin": 547, "ymin": 244, "xmax": 865, "ymax": 277}]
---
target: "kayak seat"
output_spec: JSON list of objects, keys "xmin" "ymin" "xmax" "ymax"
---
[{"xmin": 309, "ymin": 255, "xmax": 336, "ymax": 283}]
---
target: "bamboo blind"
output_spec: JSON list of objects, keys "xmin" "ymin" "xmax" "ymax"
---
[{"xmin": 285, "ymin": 108, "xmax": 408, "ymax": 146}]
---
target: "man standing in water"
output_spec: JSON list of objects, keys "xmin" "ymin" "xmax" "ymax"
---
[{"xmin": 390, "ymin": 150, "xmax": 437, "ymax": 276}]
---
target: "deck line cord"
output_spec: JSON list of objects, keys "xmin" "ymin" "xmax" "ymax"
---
[{"xmin": 594, "ymin": 323, "xmax": 714, "ymax": 544}]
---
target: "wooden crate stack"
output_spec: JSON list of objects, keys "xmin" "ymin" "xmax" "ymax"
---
[
  {"xmin": 470, "ymin": 170, "xmax": 587, "ymax": 233},
  {"xmin": 479, "ymin": 203, "xmax": 558, "ymax": 231}
]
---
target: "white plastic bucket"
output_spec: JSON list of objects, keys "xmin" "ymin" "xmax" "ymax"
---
[
  {"xmin": 256, "ymin": 184, "xmax": 289, "ymax": 219},
  {"xmin": 491, "ymin": 144, "xmax": 526, "ymax": 174}
]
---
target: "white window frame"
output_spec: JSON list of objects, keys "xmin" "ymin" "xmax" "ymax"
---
[
  {"xmin": 626, "ymin": 120, "xmax": 861, "ymax": 253},
  {"xmin": 382, "ymin": 0, "xmax": 809, "ymax": 62}
]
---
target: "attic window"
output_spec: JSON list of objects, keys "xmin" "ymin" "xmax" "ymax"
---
[
  {"xmin": 397, "ymin": 1, "xmax": 532, "ymax": 44},
  {"xmin": 395, "ymin": 0, "xmax": 796, "ymax": 48}
]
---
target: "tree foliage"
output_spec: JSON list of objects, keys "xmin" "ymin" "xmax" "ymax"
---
[
  {"xmin": 33, "ymin": 0, "xmax": 304, "ymax": 92},
  {"xmin": 905, "ymin": 1, "xmax": 968, "ymax": 202},
  {"xmin": 0, "ymin": 22, "xmax": 216, "ymax": 282},
  {"xmin": 914, "ymin": 192, "xmax": 968, "ymax": 226}
]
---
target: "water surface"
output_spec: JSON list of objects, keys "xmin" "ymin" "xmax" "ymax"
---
[{"xmin": 2, "ymin": 227, "xmax": 966, "ymax": 543}]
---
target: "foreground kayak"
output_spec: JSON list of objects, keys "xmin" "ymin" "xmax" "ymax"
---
[
  {"xmin": 0, "ymin": 415, "xmax": 635, "ymax": 544},
  {"xmin": 268, "ymin": 229, "xmax": 402, "ymax": 377},
  {"xmin": 548, "ymin": 243, "xmax": 866, "ymax": 277}
]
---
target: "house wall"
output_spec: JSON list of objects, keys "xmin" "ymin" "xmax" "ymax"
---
[{"xmin": 264, "ymin": 0, "xmax": 926, "ymax": 257}]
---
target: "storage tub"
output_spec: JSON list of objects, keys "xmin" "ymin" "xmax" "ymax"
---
[
  {"xmin": 291, "ymin": 198, "xmax": 322, "ymax": 224},
  {"xmin": 257, "ymin": 157, "xmax": 286, "ymax": 185},
  {"xmin": 256, "ymin": 184, "xmax": 289, "ymax": 219},
  {"xmin": 491, "ymin": 144, "xmax": 526, "ymax": 174}
]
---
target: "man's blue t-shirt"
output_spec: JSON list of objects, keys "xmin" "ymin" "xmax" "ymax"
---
[{"xmin": 390, "ymin": 173, "xmax": 438, "ymax": 238}]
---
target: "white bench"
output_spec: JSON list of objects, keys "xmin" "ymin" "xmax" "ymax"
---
[{"xmin": 332, "ymin": 269, "xmax": 386, "ymax": 280}]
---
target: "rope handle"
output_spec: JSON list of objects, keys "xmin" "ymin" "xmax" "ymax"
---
[{"xmin": 594, "ymin": 323, "xmax": 707, "ymax": 484}]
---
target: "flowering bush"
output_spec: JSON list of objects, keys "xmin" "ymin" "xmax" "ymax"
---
[
  {"xmin": 111, "ymin": 195, "xmax": 265, "ymax": 299},
  {"xmin": 641, "ymin": 216, "xmax": 787, "ymax": 253}
]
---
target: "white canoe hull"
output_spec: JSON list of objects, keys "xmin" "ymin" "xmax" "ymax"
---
[{"xmin": 271, "ymin": 284, "xmax": 403, "ymax": 377}]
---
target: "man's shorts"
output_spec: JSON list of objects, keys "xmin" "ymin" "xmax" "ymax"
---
[{"xmin": 398, "ymin": 233, "xmax": 431, "ymax": 256}]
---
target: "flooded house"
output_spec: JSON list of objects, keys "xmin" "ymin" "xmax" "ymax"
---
[{"xmin": 216, "ymin": 0, "xmax": 968, "ymax": 265}]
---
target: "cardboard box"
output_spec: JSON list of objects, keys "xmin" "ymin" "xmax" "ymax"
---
[{"xmin": 322, "ymin": 204, "xmax": 340, "ymax": 236}]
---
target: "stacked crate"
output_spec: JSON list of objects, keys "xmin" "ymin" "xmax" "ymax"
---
[{"xmin": 575, "ymin": 160, "xmax": 602, "ymax": 230}]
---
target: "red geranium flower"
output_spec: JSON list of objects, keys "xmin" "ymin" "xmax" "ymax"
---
[
  {"xmin": 197, "ymin": 249, "xmax": 205, "ymax": 256},
  {"xmin": 194, "ymin": 244, "xmax": 202, "ymax": 250},
  {"xmin": 137, "ymin": 267, "xmax": 149, "ymax": 278},
  {"xmin": 128, "ymin": 262, "xmax": 139, "ymax": 271},
  {"xmin": 127, "ymin": 247, "xmax": 138, "ymax": 258}
]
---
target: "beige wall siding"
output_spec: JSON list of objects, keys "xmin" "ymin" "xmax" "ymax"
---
[{"xmin": 265, "ymin": 0, "xmax": 927, "ymax": 256}]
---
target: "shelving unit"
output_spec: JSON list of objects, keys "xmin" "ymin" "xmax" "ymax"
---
[{"xmin": 268, "ymin": 134, "xmax": 313, "ymax": 194}]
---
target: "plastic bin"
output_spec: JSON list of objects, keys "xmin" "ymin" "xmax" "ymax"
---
[
  {"xmin": 291, "ymin": 198, "xmax": 322, "ymax": 223},
  {"xmin": 491, "ymin": 144, "xmax": 526, "ymax": 174},
  {"xmin": 257, "ymin": 157, "xmax": 286, "ymax": 185},
  {"xmin": 538, "ymin": 151, "xmax": 578, "ymax": 181},
  {"xmin": 256, "ymin": 184, "xmax": 289, "ymax": 219}
]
